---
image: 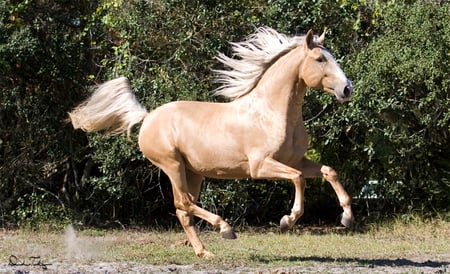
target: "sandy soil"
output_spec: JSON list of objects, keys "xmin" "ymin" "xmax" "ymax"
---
[{"xmin": 1, "ymin": 255, "xmax": 449, "ymax": 273}]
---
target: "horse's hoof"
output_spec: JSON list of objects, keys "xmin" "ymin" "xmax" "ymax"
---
[
  {"xmin": 280, "ymin": 215, "xmax": 290, "ymax": 233},
  {"xmin": 221, "ymin": 228, "xmax": 237, "ymax": 239},
  {"xmin": 341, "ymin": 215, "xmax": 354, "ymax": 230},
  {"xmin": 197, "ymin": 250, "xmax": 215, "ymax": 259}
]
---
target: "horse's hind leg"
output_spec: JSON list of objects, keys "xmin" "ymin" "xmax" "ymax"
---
[
  {"xmin": 163, "ymin": 165, "xmax": 211, "ymax": 257},
  {"xmin": 162, "ymin": 158, "xmax": 235, "ymax": 257},
  {"xmin": 174, "ymin": 171, "xmax": 220, "ymax": 258},
  {"xmin": 183, "ymin": 170, "xmax": 236, "ymax": 239}
]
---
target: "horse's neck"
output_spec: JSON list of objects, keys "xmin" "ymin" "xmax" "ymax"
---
[{"xmin": 240, "ymin": 46, "xmax": 306, "ymax": 124}]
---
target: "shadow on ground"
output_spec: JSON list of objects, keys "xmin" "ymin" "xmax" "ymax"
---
[{"xmin": 251, "ymin": 255, "xmax": 449, "ymax": 269}]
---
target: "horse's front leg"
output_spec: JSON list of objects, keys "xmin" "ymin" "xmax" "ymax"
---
[
  {"xmin": 280, "ymin": 175, "xmax": 306, "ymax": 232},
  {"xmin": 320, "ymin": 165, "xmax": 354, "ymax": 228},
  {"xmin": 298, "ymin": 158, "xmax": 354, "ymax": 229},
  {"xmin": 250, "ymin": 157, "xmax": 305, "ymax": 231}
]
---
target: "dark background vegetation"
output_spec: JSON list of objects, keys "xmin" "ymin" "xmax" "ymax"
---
[{"xmin": 1, "ymin": 0, "xmax": 449, "ymax": 229}]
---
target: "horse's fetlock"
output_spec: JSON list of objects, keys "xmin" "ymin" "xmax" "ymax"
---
[{"xmin": 292, "ymin": 208, "xmax": 304, "ymax": 217}]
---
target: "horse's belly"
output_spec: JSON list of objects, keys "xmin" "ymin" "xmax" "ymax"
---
[{"xmin": 181, "ymin": 143, "xmax": 251, "ymax": 179}]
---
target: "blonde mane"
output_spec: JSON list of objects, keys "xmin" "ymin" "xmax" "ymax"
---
[{"xmin": 213, "ymin": 27, "xmax": 306, "ymax": 100}]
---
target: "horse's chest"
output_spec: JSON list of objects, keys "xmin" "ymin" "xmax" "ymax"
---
[{"xmin": 274, "ymin": 125, "xmax": 308, "ymax": 165}]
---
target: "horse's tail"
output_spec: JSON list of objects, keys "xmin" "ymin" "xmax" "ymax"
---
[{"xmin": 68, "ymin": 77, "xmax": 147, "ymax": 140}]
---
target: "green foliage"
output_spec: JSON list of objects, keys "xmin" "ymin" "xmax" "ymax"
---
[
  {"xmin": 12, "ymin": 192, "xmax": 71, "ymax": 229},
  {"xmin": 0, "ymin": 0, "xmax": 100, "ymax": 226},
  {"xmin": 315, "ymin": 2, "xmax": 450, "ymax": 214},
  {"xmin": 1, "ymin": 0, "xmax": 448, "ymax": 228}
]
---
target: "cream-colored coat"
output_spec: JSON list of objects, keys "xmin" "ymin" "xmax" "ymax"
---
[{"xmin": 69, "ymin": 28, "xmax": 354, "ymax": 257}]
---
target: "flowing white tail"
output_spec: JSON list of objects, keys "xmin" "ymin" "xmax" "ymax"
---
[{"xmin": 68, "ymin": 77, "xmax": 147, "ymax": 139}]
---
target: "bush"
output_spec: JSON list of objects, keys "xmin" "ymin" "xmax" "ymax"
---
[
  {"xmin": 2, "ymin": 0, "xmax": 447, "ymax": 228},
  {"xmin": 339, "ymin": 2, "xmax": 449, "ymax": 215}
]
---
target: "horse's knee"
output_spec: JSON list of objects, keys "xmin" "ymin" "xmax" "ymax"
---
[{"xmin": 320, "ymin": 165, "xmax": 338, "ymax": 181}]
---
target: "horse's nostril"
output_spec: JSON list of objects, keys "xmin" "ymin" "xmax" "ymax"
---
[{"xmin": 343, "ymin": 85, "xmax": 353, "ymax": 98}]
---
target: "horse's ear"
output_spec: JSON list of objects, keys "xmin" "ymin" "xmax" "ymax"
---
[
  {"xmin": 304, "ymin": 29, "xmax": 314, "ymax": 50},
  {"xmin": 318, "ymin": 27, "xmax": 327, "ymax": 45}
]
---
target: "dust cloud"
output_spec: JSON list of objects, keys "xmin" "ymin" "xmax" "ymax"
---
[{"xmin": 64, "ymin": 224, "xmax": 96, "ymax": 260}]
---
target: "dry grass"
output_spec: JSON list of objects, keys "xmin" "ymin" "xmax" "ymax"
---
[{"xmin": 0, "ymin": 220, "xmax": 449, "ymax": 272}]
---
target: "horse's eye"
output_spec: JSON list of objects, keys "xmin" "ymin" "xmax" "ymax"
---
[{"xmin": 316, "ymin": 56, "xmax": 326, "ymax": 63}]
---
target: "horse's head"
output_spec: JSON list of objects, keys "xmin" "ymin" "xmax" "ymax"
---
[{"xmin": 300, "ymin": 30, "xmax": 353, "ymax": 103}]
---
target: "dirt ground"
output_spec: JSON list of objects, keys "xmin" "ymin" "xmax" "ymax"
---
[
  {"xmin": 1, "ymin": 255, "xmax": 449, "ymax": 273},
  {"xmin": 1, "ymin": 223, "xmax": 449, "ymax": 273}
]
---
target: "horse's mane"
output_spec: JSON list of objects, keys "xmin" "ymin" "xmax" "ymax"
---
[{"xmin": 213, "ymin": 27, "xmax": 305, "ymax": 100}]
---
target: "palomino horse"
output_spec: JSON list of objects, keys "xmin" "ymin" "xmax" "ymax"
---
[{"xmin": 69, "ymin": 27, "xmax": 354, "ymax": 257}]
